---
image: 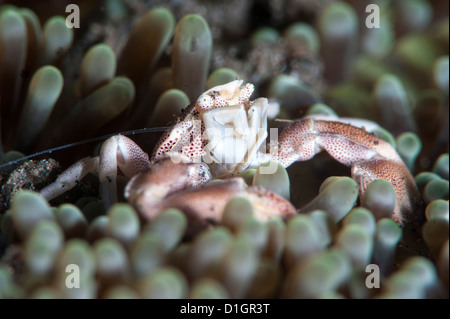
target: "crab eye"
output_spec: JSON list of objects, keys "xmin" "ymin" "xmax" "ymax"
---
[{"xmin": 196, "ymin": 93, "xmax": 214, "ymax": 112}]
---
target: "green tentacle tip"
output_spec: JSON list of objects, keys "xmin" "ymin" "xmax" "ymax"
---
[
  {"xmin": 425, "ymin": 200, "xmax": 449, "ymax": 221},
  {"xmin": 263, "ymin": 218, "xmax": 285, "ymax": 262},
  {"xmin": 362, "ymin": 17, "xmax": 393, "ymax": 58},
  {"xmin": 41, "ymin": 16, "xmax": 73, "ymax": 65},
  {"xmin": 253, "ymin": 161, "xmax": 290, "ymax": 200},
  {"xmin": 251, "ymin": 27, "xmax": 280, "ymax": 44},
  {"xmin": 400, "ymin": 257, "xmax": 440, "ymax": 293},
  {"xmin": 94, "ymin": 238, "xmax": 130, "ymax": 284},
  {"xmin": 335, "ymin": 224, "xmax": 373, "ymax": 268},
  {"xmin": 372, "ymin": 126, "xmax": 396, "ymax": 148},
  {"xmin": 308, "ymin": 210, "xmax": 337, "ymax": 247},
  {"xmin": 375, "ymin": 218, "xmax": 402, "ymax": 247},
  {"xmin": 19, "ymin": 8, "xmax": 42, "ymax": 63},
  {"xmin": 144, "ymin": 7, "xmax": 175, "ymax": 29},
  {"xmin": 318, "ymin": 291, "xmax": 346, "ymax": 299},
  {"xmin": 247, "ymin": 260, "xmax": 280, "ymax": 298},
  {"xmin": 415, "ymin": 171, "xmax": 442, "ymax": 193},
  {"xmin": 237, "ymin": 217, "xmax": 268, "ymax": 253},
  {"xmin": 137, "ymin": 267, "xmax": 188, "ymax": 299},
  {"xmin": 27, "ymin": 219, "xmax": 64, "ymax": 251},
  {"xmin": 149, "ymin": 89, "xmax": 189, "ymax": 127},
  {"xmin": 222, "ymin": 197, "xmax": 254, "ymax": 232},
  {"xmin": 80, "ymin": 44, "xmax": 116, "ymax": 98},
  {"xmin": 107, "ymin": 203, "xmax": 140, "ymax": 247},
  {"xmin": 207, "ymin": 68, "xmax": 240, "ymax": 89},
  {"xmin": 282, "ymin": 249, "xmax": 351, "ymax": 298},
  {"xmin": 433, "ymin": 56, "xmax": 449, "ymax": 95},
  {"xmin": 0, "ymin": 150, "xmax": 24, "ymax": 165},
  {"xmin": 285, "ymin": 215, "xmax": 322, "ymax": 266},
  {"xmin": 396, "ymin": 34, "xmax": 444, "ymax": 74},
  {"xmin": 172, "ymin": 13, "xmax": 212, "ymax": 100},
  {"xmin": 432, "ymin": 153, "xmax": 449, "ymax": 180},
  {"xmin": 54, "ymin": 204, "xmax": 87, "ymax": 239},
  {"xmin": 284, "ymin": 22, "xmax": 319, "ymax": 53},
  {"xmin": 59, "ymin": 76, "xmax": 135, "ymax": 135},
  {"xmin": 112, "ymin": 76, "xmax": 136, "ymax": 100},
  {"xmin": 306, "ymin": 103, "xmax": 338, "ymax": 117},
  {"xmin": 239, "ymin": 168, "xmax": 256, "ymax": 186},
  {"xmin": 422, "ymin": 211, "xmax": 449, "ymax": 259},
  {"xmin": 351, "ymin": 56, "xmax": 393, "ymax": 89},
  {"xmin": 343, "ymin": 207, "xmax": 376, "ymax": 237},
  {"xmin": 361, "ymin": 179, "xmax": 396, "ymax": 220},
  {"xmin": 397, "ymin": 0, "xmax": 432, "ymax": 32},
  {"xmin": 318, "ymin": 176, "xmax": 340, "ymax": 193},
  {"xmin": 319, "ymin": 2, "xmax": 358, "ymax": 37},
  {"xmin": 103, "ymin": 286, "xmax": 140, "ymax": 299},
  {"xmin": 119, "ymin": 7, "xmax": 175, "ymax": 83},
  {"xmin": 175, "ymin": 14, "xmax": 211, "ymax": 45},
  {"xmin": 268, "ymin": 75, "xmax": 319, "ymax": 116},
  {"xmin": 423, "ymin": 179, "xmax": 449, "ymax": 203},
  {"xmin": 25, "ymin": 220, "xmax": 64, "ymax": 276},
  {"xmin": 220, "ymin": 238, "xmax": 258, "ymax": 298},
  {"xmin": 26, "ymin": 65, "xmax": 63, "ymax": 104},
  {"xmin": 187, "ymin": 227, "xmax": 232, "ymax": 280},
  {"xmin": 131, "ymin": 233, "xmax": 165, "ymax": 278},
  {"xmin": 0, "ymin": 8, "xmax": 26, "ymax": 39},
  {"xmin": 373, "ymin": 218, "xmax": 402, "ymax": 275},
  {"xmin": 30, "ymin": 287, "xmax": 60, "ymax": 299},
  {"xmin": 374, "ymin": 74, "xmax": 408, "ymax": 102},
  {"xmin": 396, "ymin": 132, "xmax": 422, "ymax": 170},
  {"xmin": 10, "ymin": 190, "xmax": 54, "ymax": 239},
  {"xmin": 86, "ymin": 215, "xmax": 109, "ymax": 242},
  {"xmin": 190, "ymin": 278, "xmax": 229, "ymax": 299},
  {"xmin": 324, "ymin": 83, "xmax": 371, "ymax": 119},
  {"xmin": 57, "ymin": 239, "xmax": 96, "ymax": 278},
  {"xmin": 380, "ymin": 275, "xmax": 417, "ymax": 298},
  {"xmin": 300, "ymin": 177, "xmax": 359, "ymax": 222},
  {"xmin": 373, "ymin": 74, "xmax": 416, "ymax": 134},
  {"xmin": 0, "ymin": 7, "xmax": 27, "ymax": 110},
  {"xmin": 0, "ymin": 265, "xmax": 24, "ymax": 299},
  {"xmin": 0, "ymin": 5, "xmax": 18, "ymax": 13},
  {"xmin": 104, "ymin": 0, "xmax": 128, "ymax": 19},
  {"xmin": 144, "ymin": 208, "xmax": 187, "ymax": 252},
  {"xmin": 16, "ymin": 65, "xmax": 63, "ymax": 151}
]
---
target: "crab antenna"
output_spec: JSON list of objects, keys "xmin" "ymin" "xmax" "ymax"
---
[
  {"xmin": 0, "ymin": 127, "xmax": 169, "ymax": 172},
  {"xmin": 272, "ymin": 98, "xmax": 322, "ymax": 105}
]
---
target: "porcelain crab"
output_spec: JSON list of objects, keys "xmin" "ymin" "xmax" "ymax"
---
[{"xmin": 40, "ymin": 80, "xmax": 419, "ymax": 228}]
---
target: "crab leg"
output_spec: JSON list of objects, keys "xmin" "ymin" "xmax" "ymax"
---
[
  {"xmin": 40, "ymin": 135, "xmax": 150, "ymax": 209},
  {"xmin": 40, "ymin": 157, "xmax": 99, "ymax": 200},
  {"xmin": 274, "ymin": 118, "xmax": 402, "ymax": 166},
  {"xmin": 99, "ymin": 135, "xmax": 150, "ymax": 208},
  {"xmin": 352, "ymin": 160, "xmax": 419, "ymax": 224},
  {"xmin": 125, "ymin": 158, "xmax": 296, "ymax": 236},
  {"xmin": 274, "ymin": 117, "xmax": 418, "ymax": 224}
]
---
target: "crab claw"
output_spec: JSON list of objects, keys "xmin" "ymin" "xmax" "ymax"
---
[
  {"xmin": 275, "ymin": 117, "xmax": 420, "ymax": 225},
  {"xmin": 125, "ymin": 159, "xmax": 296, "ymax": 236},
  {"xmin": 125, "ymin": 155, "xmax": 208, "ymax": 204},
  {"xmin": 195, "ymin": 80, "xmax": 255, "ymax": 112},
  {"xmin": 352, "ymin": 159, "xmax": 420, "ymax": 225}
]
